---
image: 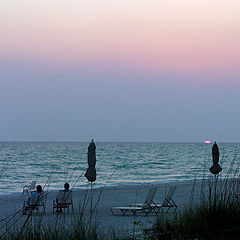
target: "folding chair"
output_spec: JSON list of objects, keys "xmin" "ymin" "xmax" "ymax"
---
[
  {"xmin": 23, "ymin": 181, "xmax": 36, "ymax": 195},
  {"xmin": 53, "ymin": 190, "xmax": 74, "ymax": 213},
  {"xmin": 23, "ymin": 191, "xmax": 46, "ymax": 214}
]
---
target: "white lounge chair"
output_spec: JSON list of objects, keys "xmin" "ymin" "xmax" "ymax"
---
[
  {"xmin": 53, "ymin": 190, "xmax": 74, "ymax": 213},
  {"xmin": 155, "ymin": 187, "xmax": 177, "ymax": 213},
  {"xmin": 23, "ymin": 181, "xmax": 36, "ymax": 195},
  {"xmin": 23, "ymin": 191, "xmax": 46, "ymax": 214},
  {"xmin": 131, "ymin": 187, "xmax": 177, "ymax": 214},
  {"xmin": 110, "ymin": 188, "xmax": 157, "ymax": 216}
]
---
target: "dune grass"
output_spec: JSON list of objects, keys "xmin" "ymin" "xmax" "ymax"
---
[
  {"xmin": 0, "ymin": 189, "xmax": 138, "ymax": 240},
  {"xmin": 2, "ymin": 218, "xmax": 103, "ymax": 240},
  {"xmin": 1, "ymin": 218, "xmax": 138, "ymax": 240},
  {"xmin": 148, "ymin": 150, "xmax": 240, "ymax": 240}
]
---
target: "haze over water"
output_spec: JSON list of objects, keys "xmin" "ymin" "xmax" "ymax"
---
[{"xmin": 0, "ymin": 142, "xmax": 239, "ymax": 194}]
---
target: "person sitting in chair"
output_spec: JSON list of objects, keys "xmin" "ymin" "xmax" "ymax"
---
[
  {"xmin": 29, "ymin": 185, "xmax": 44, "ymax": 204},
  {"xmin": 57, "ymin": 183, "xmax": 70, "ymax": 197},
  {"xmin": 23, "ymin": 185, "xmax": 44, "ymax": 214},
  {"xmin": 36, "ymin": 185, "xmax": 43, "ymax": 194},
  {"xmin": 56, "ymin": 182, "xmax": 71, "ymax": 213}
]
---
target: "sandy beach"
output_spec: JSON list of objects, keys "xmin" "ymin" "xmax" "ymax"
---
[{"xmin": 0, "ymin": 180, "xmax": 203, "ymax": 236}]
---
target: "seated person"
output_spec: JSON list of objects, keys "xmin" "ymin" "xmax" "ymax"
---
[
  {"xmin": 24, "ymin": 185, "xmax": 44, "ymax": 214},
  {"xmin": 60, "ymin": 182, "xmax": 70, "ymax": 194},
  {"xmin": 29, "ymin": 185, "xmax": 44, "ymax": 205},
  {"xmin": 56, "ymin": 182, "xmax": 71, "ymax": 212}
]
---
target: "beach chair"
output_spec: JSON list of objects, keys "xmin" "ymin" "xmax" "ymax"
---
[
  {"xmin": 23, "ymin": 191, "xmax": 46, "ymax": 214},
  {"xmin": 156, "ymin": 187, "xmax": 177, "ymax": 213},
  {"xmin": 53, "ymin": 190, "xmax": 74, "ymax": 213},
  {"xmin": 131, "ymin": 187, "xmax": 177, "ymax": 214},
  {"xmin": 23, "ymin": 181, "xmax": 36, "ymax": 195},
  {"xmin": 110, "ymin": 187, "xmax": 157, "ymax": 216}
]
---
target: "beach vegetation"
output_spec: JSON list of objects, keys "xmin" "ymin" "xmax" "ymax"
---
[
  {"xmin": 148, "ymin": 150, "xmax": 240, "ymax": 240},
  {"xmin": 0, "ymin": 189, "xmax": 138, "ymax": 240},
  {"xmin": 0, "ymin": 220, "xmax": 138, "ymax": 240}
]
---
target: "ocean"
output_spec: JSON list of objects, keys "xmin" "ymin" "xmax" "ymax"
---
[{"xmin": 0, "ymin": 142, "xmax": 239, "ymax": 195}]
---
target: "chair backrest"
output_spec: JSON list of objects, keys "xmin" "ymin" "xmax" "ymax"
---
[
  {"xmin": 143, "ymin": 188, "xmax": 157, "ymax": 208},
  {"xmin": 29, "ymin": 192, "xmax": 44, "ymax": 205},
  {"xmin": 30, "ymin": 181, "xmax": 37, "ymax": 189},
  {"xmin": 58, "ymin": 190, "xmax": 72, "ymax": 204},
  {"xmin": 162, "ymin": 187, "xmax": 176, "ymax": 206}
]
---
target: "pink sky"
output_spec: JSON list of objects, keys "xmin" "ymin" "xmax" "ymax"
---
[
  {"xmin": 1, "ymin": 0, "xmax": 240, "ymax": 80},
  {"xmin": 1, "ymin": 1, "xmax": 240, "ymax": 141}
]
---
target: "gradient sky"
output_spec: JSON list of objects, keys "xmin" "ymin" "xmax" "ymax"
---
[{"xmin": 0, "ymin": 0, "xmax": 240, "ymax": 142}]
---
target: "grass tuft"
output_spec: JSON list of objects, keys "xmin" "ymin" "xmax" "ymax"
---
[{"xmin": 148, "ymin": 149, "xmax": 240, "ymax": 240}]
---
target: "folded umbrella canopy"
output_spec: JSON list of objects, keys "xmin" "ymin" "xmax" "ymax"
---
[
  {"xmin": 85, "ymin": 139, "xmax": 96, "ymax": 182},
  {"xmin": 209, "ymin": 142, "xmax": 222, "ymax": 175}
]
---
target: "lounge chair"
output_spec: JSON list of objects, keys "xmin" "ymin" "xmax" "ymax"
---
[
  {"xmin": 110, "ymin": 187, "xmax": 157, "ymax": 216},
  {"xmin": 156, "ymin": 187, "xmax": 177, "ymax": 213},
  {"xmin": 23, "ymin": 191, "xmax": 46, "ymax": 214},
  {"xmin": 131, "ymin": 187, "xmax": 177, "ymax": 214},
  {"xmin": 53, "ymin": 190, "xmax": 74, "ymax": 213},
  {"xmin": 23, "ymin": 181, "xmax": 36, "ymax": 195}
]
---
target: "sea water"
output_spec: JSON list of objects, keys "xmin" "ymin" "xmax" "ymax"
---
[{"xmin": 0, "ymin": 142, "xmax": 239, "ymax": 194}]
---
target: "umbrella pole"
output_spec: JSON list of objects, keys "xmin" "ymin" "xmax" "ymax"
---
[
  {"xmin": 214, "ymin": 174, "xmax": 217, "ymax": 207},
  {"xmin": 91, "ymin": 182, "xmax": 93, "ymax": 213}
]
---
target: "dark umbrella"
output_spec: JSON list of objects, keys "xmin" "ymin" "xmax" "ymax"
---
[
  {"xmin": 85, "ymin": 139, "xmax": 97, "ymax": 182},
  {"xmin": 209, "ymin": 142, "xmax": 222, "ymax": 174},
  {"xmin": 84, "ymin": 139, "xmax": 97, "ymax": 212}
]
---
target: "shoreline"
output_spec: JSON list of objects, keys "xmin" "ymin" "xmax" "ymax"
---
[{"xmin": 0, "ymin": 178, "xmax": 202, "ymax": 196}]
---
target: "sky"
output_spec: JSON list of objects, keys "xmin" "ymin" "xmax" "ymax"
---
[{"xmin": 0, "ymin": 0, "xmax": 240, "ymax": 142}]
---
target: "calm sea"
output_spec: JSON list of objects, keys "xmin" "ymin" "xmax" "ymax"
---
[{"xmin": 0, "ymin": 142, "xmax": 239, "ymax": 195}]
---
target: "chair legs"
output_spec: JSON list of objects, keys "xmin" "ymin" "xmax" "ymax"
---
[
  {"xmin": 111, "ymin": 208, "xmax": 154, "ymax": 217},
  {"xmin": 53, "ymin": 202, "xmax": 74, "ymax": 214},
  {"xmin": 71, "ymin": 203, "xmax": 74, "ymax": 213}
]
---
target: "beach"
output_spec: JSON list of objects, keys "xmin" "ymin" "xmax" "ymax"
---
[
  {"xmin": 0, "ymin": 180, "xmax": 203, "ymax": 236},
  {"xmin": 0, "ymin": 142, "xmax": 237, "ymax": 237}
]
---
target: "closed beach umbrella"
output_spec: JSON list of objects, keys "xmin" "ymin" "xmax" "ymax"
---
[
  {"xmin": 85, "ymin": 139, "xmax": 96, "ymax": 182},
  {"xmin": 209, "ymin": 142, "xmax": 222, "ymax": 174},
  {"xmin": 85, "ymin": 139, "xmax": 96, "ymax": 213},
  {"xmin": 212, "ymin": 142, "xmax": 219, "ymax": 165}
]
